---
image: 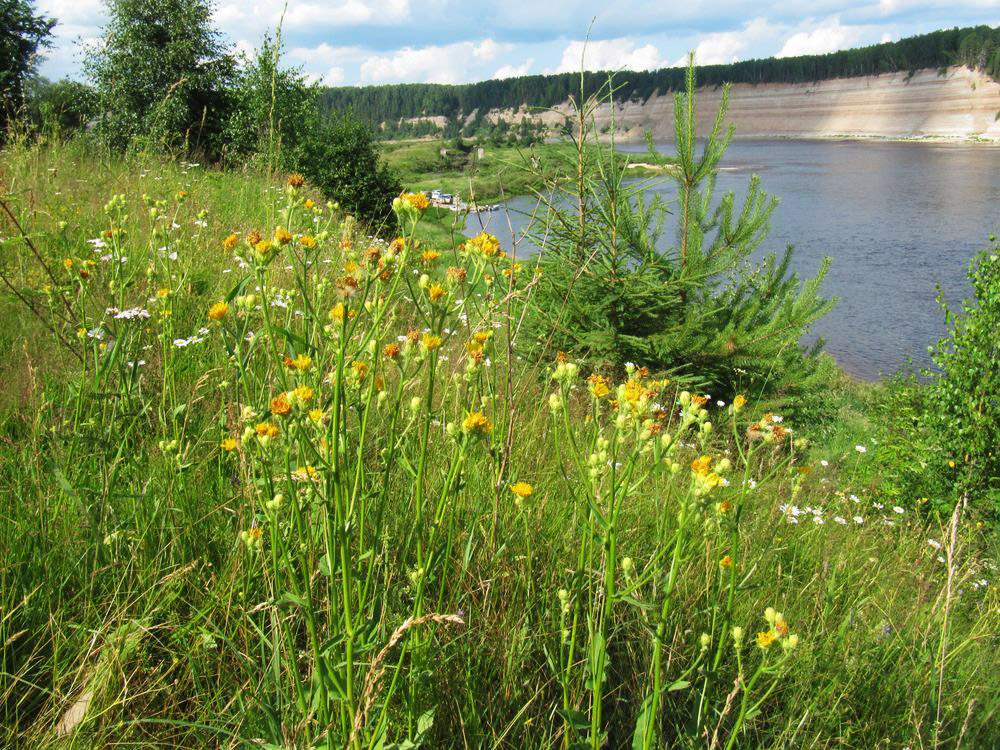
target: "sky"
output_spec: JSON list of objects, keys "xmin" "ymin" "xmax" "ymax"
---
[{"xmin": 35, "ymin": 0, "xmax": 1000, "ymax": 87}]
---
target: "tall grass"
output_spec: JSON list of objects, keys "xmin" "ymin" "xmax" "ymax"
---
[{"xmin": 0, "ymin": 141, "xmax": 997, "ymax": 749}]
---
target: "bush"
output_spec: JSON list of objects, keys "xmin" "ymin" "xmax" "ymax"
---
[
  {"xmin": 293, "ymin": 112, "xmax": 402, "ymax": 235},
  {"xmin": 925, "ymin": 237, "xmax": 1000, "ymax": 516}
]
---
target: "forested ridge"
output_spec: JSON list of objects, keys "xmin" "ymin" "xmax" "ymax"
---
[{"xmin": 320, "ymin": 24, "xmax": 1000, "ymax": 136}]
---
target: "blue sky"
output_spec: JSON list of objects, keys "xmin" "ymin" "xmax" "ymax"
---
[{"xmin": 35, "ymin": 0, "xmax": 1000, "ymax": 87}]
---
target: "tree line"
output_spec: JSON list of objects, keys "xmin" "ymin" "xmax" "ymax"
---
[{"xmin": 321, "ymin": 24, "xmax": 1000, "ymax": 137}]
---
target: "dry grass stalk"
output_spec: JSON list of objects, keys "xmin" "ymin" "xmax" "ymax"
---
[{"xmin": 348, "ymin": 613, "xmax": 465, "ymax": 744}]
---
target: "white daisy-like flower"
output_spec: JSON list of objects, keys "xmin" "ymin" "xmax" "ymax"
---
[
  {"xmin": 855, "ymin": 445, "xmax": 867, "ymax": 453},
  {"xmin": 853, "ymin": 516, "xmax": 864, "ymax": 524},
  {"xmin": 927, "ymin": 539, "xmax": 942, "ymax": 550},
  {"xmin": 835, "ymin": 516, "xmax": 847, "ymax": 525},
  {"xmin": 893, "ymin": 506, "xmax": 904, "ymax": 514}
]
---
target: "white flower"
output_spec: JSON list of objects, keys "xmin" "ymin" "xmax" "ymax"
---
[
  {"xmin": 770, "ymin": 415, "xmax": 783, "ymax": 423},
  {"xmin": 820, "ymin": 459, "xmax": 829, "ymax": 467},
  {"xmin": 813, "ymin": 516, "xmax": 824, "ymax": 524},
  {"xmin": 855, "ymin": 445, "xmax": 867, "ymax": 453},
  {"xmin": 853, "ymin": 516, "xmax": 864, "ymax": 524},
  {"xmin": 834, "ymin": 516, "xmax": 847, "ymax": 525},
  {"xmin": 114, "ymin": 307, "xmax": 150, "ymax": 320},
  {"xmin": 927, "ymin": 539, "xmax": 942, "ymax": 550},
  {"xmin": 893, "ymin": 506, "xmax": 904, "ymax": 514}
]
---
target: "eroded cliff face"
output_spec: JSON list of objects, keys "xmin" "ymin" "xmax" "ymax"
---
[{"xmin": 488, "ymin": 66, "xmax": 1000, "ymax": 142}]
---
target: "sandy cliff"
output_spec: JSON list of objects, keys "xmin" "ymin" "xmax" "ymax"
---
[{"xmin": 490, "ymin": 66, "xmax": 1000, "ymax": 142}]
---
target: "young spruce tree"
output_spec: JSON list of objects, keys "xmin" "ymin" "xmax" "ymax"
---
[{"xmin": 524, "ymin": 57, "xmax": 836, "ymax": 410}]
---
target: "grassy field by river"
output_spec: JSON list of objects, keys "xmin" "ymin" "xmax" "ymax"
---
[{"xmin": 0, "ymin": 139, "xmax": 997, "ymax": 749}]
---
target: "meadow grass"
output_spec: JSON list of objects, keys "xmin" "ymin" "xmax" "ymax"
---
[{"xmin": 0, "ymin": 140, "xmax": 998, "ymax": 749}]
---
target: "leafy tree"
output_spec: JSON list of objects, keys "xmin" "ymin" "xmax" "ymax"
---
[
  {"xmin": 0, "ymin": 0, "xmax": 55, "ymax": 132},
  {"xmin": 293, "ymin": 112, "xmax": 402, "ymax": 236},
  {"xmin": 221, "ymin": 35, "xmax": 319, "ymax": 170},
  {"xmin": 84, "ymin": 0, "xmax": 235, "ymax": 157},
  {"xmin": 25, "ymin": 77, "xmax": 97, "ymax": 137},
  {"xmin": 523, "ymin": 63, "xmax": 835, "ymax": 409}
]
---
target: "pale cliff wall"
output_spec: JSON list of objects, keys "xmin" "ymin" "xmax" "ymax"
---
[{"xmin": 485, "ymin": 66, "xmax": 1000, "ymax": 142}]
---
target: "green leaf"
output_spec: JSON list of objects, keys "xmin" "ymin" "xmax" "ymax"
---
[{"xmin": 631, "ymin": 694, "xmax": 654, "ymax": 750}]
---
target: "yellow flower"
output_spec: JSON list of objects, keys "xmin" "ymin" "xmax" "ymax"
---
[
  {"xmin": 351, "ymin": 360, "xmax": 369, "ymax": 380},
  {"xmin": 248, "ymin": 526, "xmax": 264, "ymax": 541},
  {"xmin": 223, "ymin": 233, "xmax": 239, "ymax": 251},
  {"xmin": 421, "ymin": 250, "xmax": 442, "ymax": 265},
  {"xmin": 447, "ymin": 266, "xmax": 467, "ymax": 282},
  {"xmin": 422, "ymin": 333, "xmax": 443, "ymax": 351},
  {"xmin": 63, "ymin": 257, "xmax": 73, "ymax": 270},
  {"xmin": 270, "ymin": 393, "xmax": 291, "ymax": 416},
  {"xmin": 465, "ymin": 231, "xmax": 502, "ymax": 258},
  {"xmin": 427, "ymin": 283, "xmax": 446, "ymax": 303},
  {"xmin": 274, "ymin": 227, "xmax": 293, "ymax": 245},
  {"xmin": 287, "ymin": 173, "xmax": 305, "ymax": 188},
  {"xmin": 293, "ymin": 385, "xmax": 314, "ymax": 403},
  {"xmin": 463, "ymin": 411, "xmax": 493, "ymax": 436},
  {"xmin": 221, "ymin": 438, "xmax": 238, "ymax": 452},
  {"xmin": 756, "ymin": 630, "xmax": 775, "ymax": 649},
  {"xmin": 511, "ymin": 481, "xmax": 533, "ymax": 498},
  {"xmin": 255, "ymin": 422, "xmax": 280, "ymax": 438},
  {"xmin": 733, "ymin": 394, "xmax": 747, "ymax": 412},
  {"xmin": 588, "ymin": 374, "xmax": 611, "ymax": 400},
  {"xmin": 292, "ymin": 465, "xmax": 318, "ymax": 481},
  {"xmin": 330, "ymin": 303, "xmax": 346, "ymax": 322},
  {"xmin": 300, "ymin": 234, "xmax": 317, "ymax": 249},
  {"xmin": 691, "ymin": 455, "xmax": 712, "ymax": 477},
  {"xmin": 383, "ymin": 342, "xmax": 401, "ymax": 360},
  {"xmin": 308, "ymin": 408, "xmax": 326, "ymax": 424},
  {"xmin": 157, "ymin": 287, "xmax": 170, "ymax": 298},
  {"xmin": 289, "ymin": 353, "xmax": 312, "ymax": 371},
  {"xmin": 304, "ymin": 199, "xmax": 315, "ymax": 210},
  {"xmin": 720, "ymin": 554, "xmax": 732, "ymax": 569},
  {"xmin": 473, "ymin": 331, "xmax": 492, "ymax": 345},
  {"xmin": 254, "ymin": 239, "xmax": 273, "ymax": 258},
  {"xmin": 401, "ymin": 191, "xmax": 429, "ymax": 210},
  {"xmin": 208, "ymin": 302, "xmax": 229, "ymax": 320}
]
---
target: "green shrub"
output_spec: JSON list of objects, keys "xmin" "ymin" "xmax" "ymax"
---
[
  {"xmin": 925, "ymin": 237, "xmax": 1000, "ymax": 517},
  {"xmin": 523, "ymin": 62, "xmax": 835, "ymax": 414}
]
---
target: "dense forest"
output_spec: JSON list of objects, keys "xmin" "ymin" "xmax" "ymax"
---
[{"xmin": 320, "ymin": 24, "xmax": 1000, "ymax": 137}]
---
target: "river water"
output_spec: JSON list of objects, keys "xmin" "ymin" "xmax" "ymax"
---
[{"xmin": 462, "ymin": 139, "xmax": 1000, "ymax": 381}]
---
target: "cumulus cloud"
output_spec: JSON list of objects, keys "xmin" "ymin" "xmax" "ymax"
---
[
  {"xmin": 360, "ymin": 39, "xmax": 514, "ymax": 84},
  {"xmin": 673, "ymin": 17, "xmax": 775, "ymax": 67},
  {"xmin": 553, "ymin": 38, "xmax": 667, "ymax": 74},
  {"xmin": 494, "ymin": 58, "xmax": 535, "ymax": 79},
  {"xmin": 777, "ymin": 20, "xmax": 861, "ymax": 58}
]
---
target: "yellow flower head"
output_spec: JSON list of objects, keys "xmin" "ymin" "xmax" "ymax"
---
[
  {"xmin": 308, "ymin": 408, "xmax": 326, "ymax": 424},
  {"xmin": 733, "ymin": 394, "xmax": 747, "ymax": 412},
  {"xmin": 208, "ymin": 302, "xmax": 229, "ymax": 321},
  {"xmin": 720, "ymin": 554, "xmax": 733, "ymax": 568},
  {"xmin": 255, "ymin": 422, "xmax": 280, "ymax": 438},
  {"xmin": 756, "ymin": 630, "xmax": 776, "ymax": 649},
  {"xmin": 588, "ymin": 374, "xmax": 611, "ymax": 400},
  {"xmin": 465, "ymin": 231, "xmax": 502, "ymax": 258},
  {"xmin": 287, "ymin": 174, "xmax": 305, "ymax": 188},
  {"xmin": 223, "ymin": 233, "xmax": 239, "ymax": 251},
  {"xmin": 401, "ymin": 191, "xmax": 429, "ymax": 211},
  {"xmin": 274, "ymin": 228, "xmax": 293, "ymax": 246},
  {"xmin": 293, "ymin": 385, "xmax": 314, "ymax": 404},
  {"xmin": 691, "ymin": 455, "xmax": 712, "ymax": 477},
  {"xmin": 157, "ymin": 287, "xmax": 170, "ymax": 298},
  {"xmin": 351, "ymin": 360, "xmax": 369, "ymax": 380},
  {"xmin": 421, "ymin": 250, "xmax": 442, "ymax": 265},
  {"xmin": 270, "ymin": 393, "xmax": 292, "ymax": 416},
  {"xmin": 422, "ymin": 333, "xmax": 443, "ymax": 351},
  {"xmin": 289, "ymin": 353, "xmax": 312, "ymax": 371},
  {"xmin": 300, "ymin": 234, "xmax": 317, "ymax": 249},
  {"xmin": 63, "ymin": 257, "xmax": 73, "ymax": 270},
  {"xmin": 463, "ymin": 411, "xmax": 493, "ymax": 436},
  {"xmin": 384, "ymin": 342, "xmax": 401, "ymax": 359},
  {"xmin": 473, "ymin": 331, "xmax": 492, "ymax": 345},
  {"xmin": 511, "ymin": 481, "xmax": 533, "ymax": 498},
  {"xmin": 221, "ymin": 438, "xmax": 238, "ymax": 452},
  {"xmin": 427, "ymin": 283, "xmax": 446, "ymax": 303},
  {"xmin": 447, "ymin": 266, "xmax": 468, "ymax": 282}
]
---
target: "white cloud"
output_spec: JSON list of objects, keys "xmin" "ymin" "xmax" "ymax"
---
[
  {"xmin": 494, "ymin": 58, "xmax": 535, "ymax": 79},
  {"xmin": 281, "ymin": 0, "xmax": 411, "ymax": 29},
  {"xmin": 777, "ymin": 20, "xmax": 860, "ymax": 58},
  {"xmin": 676, "ymin": 17, "xmax": 774, "ymax": 66},
  {"xmin": 554, "ymin": 38, "xmax": 667, "ymax": 74},
  {"xmin": 360, "ymin": 39, "xmax": 511, "ymax": 84}
]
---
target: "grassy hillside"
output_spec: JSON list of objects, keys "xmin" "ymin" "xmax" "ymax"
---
[{"xmin": 0, "ymin": 139, "xmax": 997, "ymax": 749}]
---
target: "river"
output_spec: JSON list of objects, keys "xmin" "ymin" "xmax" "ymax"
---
[{"xmin": 462, "ymin": 139, "xmax": 1000, "ymax": 381}]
